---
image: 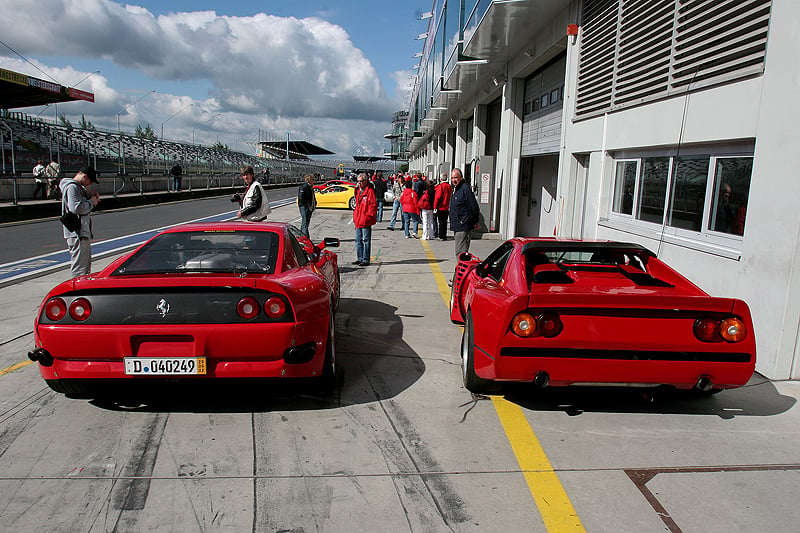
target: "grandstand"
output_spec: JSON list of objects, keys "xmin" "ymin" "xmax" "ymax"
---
[{"xmin": 0, "ymin": 111, "xmax": 393, "ymax": 206}]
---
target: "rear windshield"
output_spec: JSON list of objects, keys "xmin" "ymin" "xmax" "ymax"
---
[
  {"xmin": 112, "ymin": 230, "xmax": 279, "ymax": 275},
  {"xmin": 535, "ymin": 250, "xmax": 646, "ymax": 270}
]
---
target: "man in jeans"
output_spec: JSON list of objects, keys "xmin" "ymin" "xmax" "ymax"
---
[
  {"xmin": 353, "ymin": 173, "xmax": 377, "ymax": 266},
  {"xmin": 373, "ymin": 171, "xmax": 387, "ymax": 223},
  {"xmin": 386, "ymin": 174, "xmax": 405, "ymax": 231},
  {"xmin": 297, "ymin": 174, "xmax": 316, "ymax": 238}
]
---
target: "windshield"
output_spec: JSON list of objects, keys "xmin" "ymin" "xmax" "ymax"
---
[{"xmin": 112, "ymin": 230, "xmax": 279, "ymax": 275}]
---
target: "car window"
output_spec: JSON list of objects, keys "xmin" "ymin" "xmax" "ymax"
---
[
  {"xmin": 481, "ymin": 242, "xmax": 514, "ymax": 282},
  {"xmin": 112, "ymin": 230, "xmax": 279, "ymax": 275},
  {"xmin": 288, "ymin": 233, "xmax": 309, "ymax": 267}
]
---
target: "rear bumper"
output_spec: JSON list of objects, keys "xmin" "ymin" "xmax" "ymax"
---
[
  {"xmin": 474, "ymin": 345, "xmax": 755, "ymax": 389},
  {"xmin": 35, "ymin": 317, "xmax": 329, "ymax": 381}
]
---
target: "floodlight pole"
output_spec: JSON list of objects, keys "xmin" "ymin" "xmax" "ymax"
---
[{"xmin": 116, "ymin": 90, "xmax": 156, "ymax": 174}]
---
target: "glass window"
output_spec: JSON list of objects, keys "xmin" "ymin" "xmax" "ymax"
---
[
  {"xmin": 533, "ymin": 98, "xmax": 540, "ymax": 112},
  {"xmin": 541, "ymin": 93, "xmax": 549, "ymax": 108},
  {"xmin": 550, "ymin": 88, "xmax": 560, "ymax": 104},
  {"xmin": 667, "ymin": 156, "xmax": 709, "ymax": 231},
  {"xmin": 709, "ymin": 157, "xmax": 752, "ymax": 236},
  {"xmin": 636, "ymin": 157, "xmax": 670, "ymax": 224},
  {"xmin": 612, "ymin": 160, "xmax": 637, "ymax": 215},
  {"xmin": 481, "ymin": 242, "xmax": 514, "ymax": 282}
]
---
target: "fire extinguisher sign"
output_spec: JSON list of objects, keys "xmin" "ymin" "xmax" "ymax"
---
[{"xmin": 480, "ymin": 173, "xmax": 491, "ymax": 204}]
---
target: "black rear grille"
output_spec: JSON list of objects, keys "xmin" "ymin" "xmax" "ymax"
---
[{"xmin": 499, "ymin": 347, "xmax": 751, "ymax": 363}]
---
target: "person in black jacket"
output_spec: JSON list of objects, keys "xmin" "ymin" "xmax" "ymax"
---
[
  {"xmin": 297, "ymin": 174, "xmax": 316, "ymax": 238},
  {"xmin": 448, "ymin": 168, "xmax": 480, "ymax": 258},
  {"xmin": 373, "ymin": 171, "xmax": 387, "ymax": 223}
]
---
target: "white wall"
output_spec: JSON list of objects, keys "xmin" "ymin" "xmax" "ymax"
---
[{"xmin": 559, "ymin": 5, "xmax": 800, "ymax": 379}]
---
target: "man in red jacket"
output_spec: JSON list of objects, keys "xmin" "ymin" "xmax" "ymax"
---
[
  {"xmin": 353, "ymin": 173, "xmax": 377, "ymax": 266},
  {"xmin": 434, "ymin": 172, "xmax": 453, "ymax": 241}
]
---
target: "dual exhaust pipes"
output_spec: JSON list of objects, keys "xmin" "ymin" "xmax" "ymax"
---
[
  {"xmin": 530, "ymin": 371, "xmax": 715, "ymax": 392},
  {"xmin": 28, "ymin": 347, "xmax": 53, "ymax": 367}
]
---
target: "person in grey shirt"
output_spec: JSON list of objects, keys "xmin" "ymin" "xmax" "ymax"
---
[{"xmin": 60, "ymin": 166, "xmax": 100, "ymax": 278}]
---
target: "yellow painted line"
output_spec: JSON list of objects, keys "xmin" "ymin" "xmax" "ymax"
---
[
  {"xmin": 422, "ymin": 239, "xmax": 585, "ymax": 533},
  {"xmin": 421, "ymin": 240, "xmax": 452, "ymax": 304},
  {"xmin": 0, "ymin": 359, "xmax": 34, "ymax": 377},
  {"xmin": 492, "ymin": 397, "xmax": 585, "ymax": 531}
]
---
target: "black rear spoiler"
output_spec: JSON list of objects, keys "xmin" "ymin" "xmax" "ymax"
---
[{"xmin": 521, "ymin": 241, "xmax": 656, "ymax": 257}]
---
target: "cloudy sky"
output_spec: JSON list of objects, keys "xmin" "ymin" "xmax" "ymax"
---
[{"xmin": 0, "ymin": 0, "xmax": 432, "ymax": 157}]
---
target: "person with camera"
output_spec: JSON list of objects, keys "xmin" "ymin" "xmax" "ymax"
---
[
  {"xmin": 60, "ymin": 166, "xmax": 100, "ymax": 278},
  {"xmin": 234, "ymin": 165, "xmax": 271, "ymax": 221}
]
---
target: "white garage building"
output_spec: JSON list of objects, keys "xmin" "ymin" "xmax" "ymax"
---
[{"xmin": 406, "ymin": 0, "xmax": 798, "ymax": 380}]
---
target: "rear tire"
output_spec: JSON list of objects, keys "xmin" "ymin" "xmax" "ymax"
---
[
  {"xmin": 348, "ymin": 196, "xmax": 356, "ymax": 210},
  {"xmin": 461, "ymin": 311, "xmax": 502, "ymax": 395},
  {"xmin": 317, "ymin": 313, "xmax": 337, "ymax": 394}
]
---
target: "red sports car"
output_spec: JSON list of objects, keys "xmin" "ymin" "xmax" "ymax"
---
[
  {"xmin": 29, "ymin": 222, "xmax": 341, "ymax": 396},
  {"xmin": 450, "ymin": 239, "xmax": 756, "ymax": 395}
]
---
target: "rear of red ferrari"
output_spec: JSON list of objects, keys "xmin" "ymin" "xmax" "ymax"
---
[
  {"xmin": 30, "ymin": 275, "xmax": 332, "ymax": 392},
  {"xmin": 471, "ymin": 273, "xmax": 756, "ymax": 392}
]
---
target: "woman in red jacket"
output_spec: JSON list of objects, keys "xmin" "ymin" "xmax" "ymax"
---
[{"xmin": 400, "ymin": 181, "xmax": 420, "ymax": 238}]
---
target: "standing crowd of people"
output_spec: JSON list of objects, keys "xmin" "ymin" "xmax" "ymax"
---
[{"xmin": 312, "ymin": 168, "xmax": 480, "ymax": 267}]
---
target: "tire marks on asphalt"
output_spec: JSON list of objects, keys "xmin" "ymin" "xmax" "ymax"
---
[{"xmin": 108, "ymin": 412, "xmax": 169, "ymax": 532}]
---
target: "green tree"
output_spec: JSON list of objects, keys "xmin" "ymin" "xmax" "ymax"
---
[
  {"xmin": 59, "ymin": 114, "xmax": 73, "ymax": 130},
  {"xmin": 399, "ymin": 163, "xmax": 409, "ymax": 173},
  {"xmin": 79, "ymin": 113, "xmax": 96, "ymax": 131},
  {"xmin": 212, "ymin": 141, "xmax": 229, "ymax": 151},
  {"xmin": 134, "ymin": 123, "xmax": 158, "ymax": 140}
]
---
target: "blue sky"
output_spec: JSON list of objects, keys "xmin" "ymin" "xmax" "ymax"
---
[{"xmin": 0, "ymin": 0, "xmax": 432, "ymax": 157}]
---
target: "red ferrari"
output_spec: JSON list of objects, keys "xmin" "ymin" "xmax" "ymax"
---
[
  {"xmin": 29, "ymin": 222, "xmax": 341, "ymax": 396},
  {"xmin": 450, "ymin": 239, "xmax": 756, "ymax": 395}
]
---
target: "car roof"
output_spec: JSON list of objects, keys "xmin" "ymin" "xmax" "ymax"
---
[{"xmin": 159, "ymin": 221, "xmax": 287, "ymax": 233}]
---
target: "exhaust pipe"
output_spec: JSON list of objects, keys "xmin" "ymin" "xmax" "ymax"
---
[
  {"xmin": 695, "ymin": 375, "xmax": 713, "ymax": 392},
  {"xmin": 28, "ymin": 347, "xmax": 54, "ymax": 367},
  {"xmin": 533, "ymin": 371, "xmax": 550, "ymax": 389},
  {"xmin": 283, "ymin": 342, "xmax": 317, "ymax": 364}
]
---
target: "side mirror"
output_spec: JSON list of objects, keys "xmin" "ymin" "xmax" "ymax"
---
[
  {"xmin": 322, "ymin": 237, "xmax": 340, "ymax": 248},
  {"xmin": 307, "ymin": 251, "xmax": 320, "ymax": 263}
]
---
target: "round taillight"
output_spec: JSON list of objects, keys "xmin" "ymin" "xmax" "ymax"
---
[
  {"xmin": 511, "ymin": 312, "xmax": 536, "ymax": 337},
  {"xmin": 68, "ymin": 298, "xmax": 92, "ymax": 321},
  {"xmin": 237, "ymin": 297, "xmax": 260, "ymax": 319},
  {"xmin": 720, "ymin": 317, "xmax": 747, "ymax": 343},
  {"xmin": 45, "ymin": 298, "xmax": 67, "ymax": 321},
  {"xmin": 537, "ymin": 312, "xmax": 563, "ymax": 338},
  {"xmin": 264, "ymin": 296, "xmax": 287, "ymax": 319},
  {"xmin": 693, "ymin": 317, "xmax": 720, "ymax": 342}
]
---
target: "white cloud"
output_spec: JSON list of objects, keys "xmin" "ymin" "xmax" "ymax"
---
[{"xmin": 0, "ymin": 1, "xmax": 400, "ymax": 121}]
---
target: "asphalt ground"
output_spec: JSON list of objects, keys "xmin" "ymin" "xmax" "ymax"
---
[{"xmin": 0, "ymin": 199, "xmax": 799, "ymax": 532}]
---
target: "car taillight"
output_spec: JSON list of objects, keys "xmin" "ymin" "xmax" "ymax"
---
[
  {"xmin": 45, "ymin": 298, "xmax": 67, "ymax": 321},
  {"xmin": 237, "ymin": 297, "xmax": 260, "ymax": 319},
  {"xmin": 537, "ymin": 312, "xmax": 563, "ymax": 338},
  {"xmin": 720, "ymin": 317, "xmax": 747, "ymax": 343},
  {"xmin": 68, "ymin": 298, "xmax": 92, "ymax": 321},
  {"xmin": 511, "ymin": 312, "xmax": 536, "ymax": 337},
  {"xmin": 693, "ymin": 317, "xmax": 720, "ymax": 342},
  {"xmin": 264, "ymin": 296, "xmax": 287, "ymax": 319},
  {"xmin": 693, "ymin": 316, "xmax": 747, "ymax": 343}
]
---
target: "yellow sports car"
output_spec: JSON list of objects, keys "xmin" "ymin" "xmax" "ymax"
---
[{"xmin": 315, "ymin": 184, "xmax": 356, "ymax": 209}]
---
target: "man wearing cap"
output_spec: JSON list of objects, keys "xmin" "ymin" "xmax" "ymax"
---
[{"xmin": 60, "ymin": 166, "xmax": 100, "ymax": 278}]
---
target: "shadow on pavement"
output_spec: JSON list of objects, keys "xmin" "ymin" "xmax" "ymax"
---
[{"xmin": 501, "ymin": 373, "xmax": 796, "ymax": 419}]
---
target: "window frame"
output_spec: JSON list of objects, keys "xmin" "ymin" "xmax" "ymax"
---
[{"xmin": 605, "ymin": 145, "xmax": 753, "ymax": 253}]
